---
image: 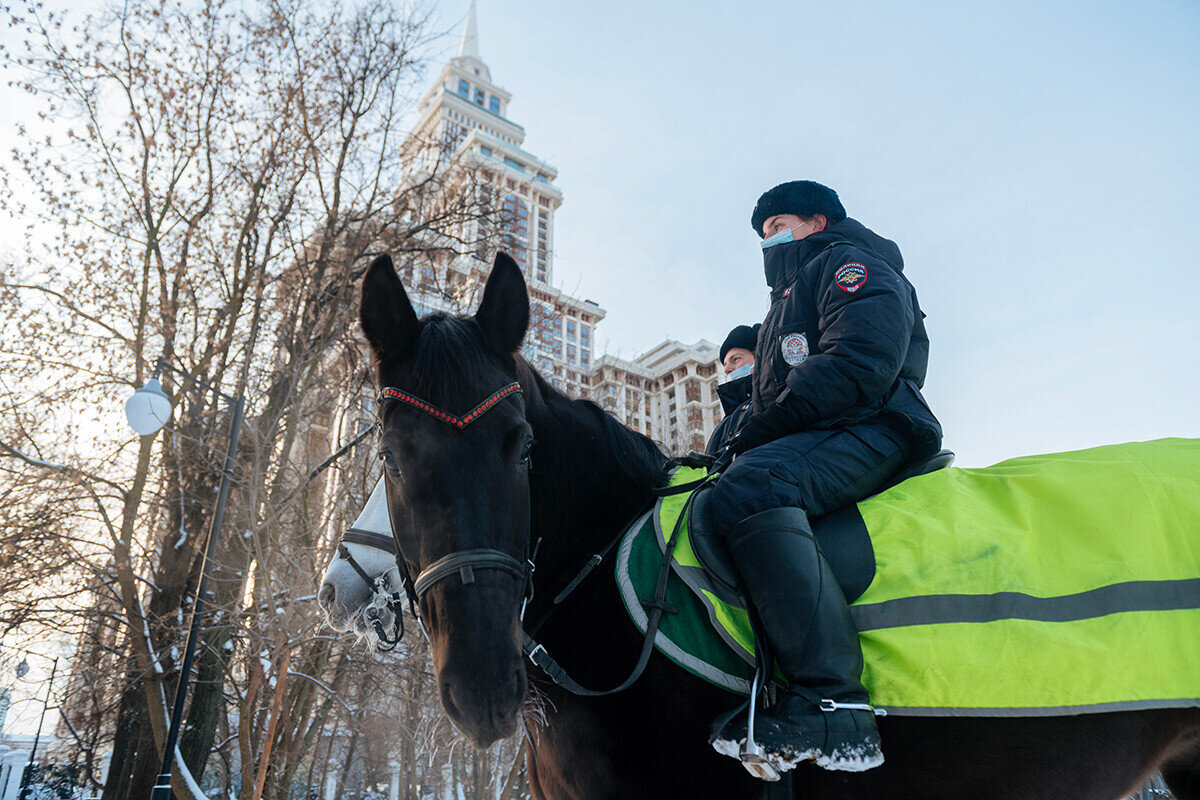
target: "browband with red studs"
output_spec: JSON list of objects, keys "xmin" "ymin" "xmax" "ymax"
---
[{"xmin": 380, "ymin": 382, "xmax": 522, "ymax": 429}]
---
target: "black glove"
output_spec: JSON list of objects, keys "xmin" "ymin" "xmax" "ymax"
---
[{"xmin": 731, "ymin": 401, "xmax": 800, "ymax": 454}]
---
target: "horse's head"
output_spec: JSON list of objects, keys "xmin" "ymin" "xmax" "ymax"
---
[
  {"xmin": 319, "ymin": 478, "xmax": 403, "ymax": 641},
  {"xmin": 357, "ymin": 251, "xmax": 532, "ymax": 748}
]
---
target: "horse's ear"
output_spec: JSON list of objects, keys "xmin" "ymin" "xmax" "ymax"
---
[
  {"xmin": 475, "ymin": 252, "xmax": 529, "ymax": 356},
  {"xmin": 360, "ymin": 254, "xmax": 419, "ymax": 368}
]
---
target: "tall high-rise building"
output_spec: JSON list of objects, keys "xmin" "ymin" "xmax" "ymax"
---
[
  {"xmin": 404, "ymin": 1, "xmax": 604, "ymax": 399},
  {"xmin": 402, "ymin": 3, "xmax": 724, "ymax": 449}
]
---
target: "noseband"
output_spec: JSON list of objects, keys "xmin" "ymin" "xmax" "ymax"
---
[{"xmin": 370, "ymin": 381, "xmax": 534, "ymax": 639}]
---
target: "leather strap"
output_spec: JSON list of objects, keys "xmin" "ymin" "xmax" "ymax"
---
[
  {"xmin": 523, "ymin": 471, "xmax": 718, "ymax": 696},
  {"xmin": 341, "ymin": 527, "xmax": 398, "ymax": 553},
  {"xmin": 413, "ymin": 548, "xmax": 528, "ymax": 598}
]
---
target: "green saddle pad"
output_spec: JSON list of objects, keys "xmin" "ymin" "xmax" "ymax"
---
[{"xmin": 615, "ymin": 438, "xmax": 1200, "ymax": 716}]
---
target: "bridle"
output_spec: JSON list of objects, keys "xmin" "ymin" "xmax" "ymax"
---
[
  {"xmin": 335, "ymin": 380, "xmax": 532, "ymax": 650},
  {"xmin": 374, "ymin": 381, "xmax": 534, "ymax": 638},
  {"xmin": 336, "ymin": 527, "xmax": 406, "ymax": 648}
]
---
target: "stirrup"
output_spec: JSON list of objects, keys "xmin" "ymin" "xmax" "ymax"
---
[{"xmin": 739, "ymin": 661, "xmax": 781, "ymax": 781}]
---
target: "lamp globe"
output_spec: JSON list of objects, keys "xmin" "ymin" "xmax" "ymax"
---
[{"xmin": 125, "ymin": 379, "xmax": 172, "ymax": 436}]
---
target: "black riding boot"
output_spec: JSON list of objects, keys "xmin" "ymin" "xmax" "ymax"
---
[{"xmin": 712, "ymin": 507, "xmax": 883, "ymax": 772}]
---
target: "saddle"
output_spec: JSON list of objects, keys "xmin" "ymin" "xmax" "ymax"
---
[{"xmin": 689, "ymin": 449, "xmax": 955, "ymax": 604}]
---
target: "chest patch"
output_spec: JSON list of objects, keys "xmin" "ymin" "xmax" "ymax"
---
[
  {"xmin": 781, "ymin": 332, "xmax": 809, "ymax": 366},
  {"xmin": 835, "ymin": 263, "xmax": 868, "ymax": 293}
]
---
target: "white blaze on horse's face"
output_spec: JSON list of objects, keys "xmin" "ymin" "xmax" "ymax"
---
[{"xmin": 319, "ymin": 478, "xmax": 398, "ymax": 639}]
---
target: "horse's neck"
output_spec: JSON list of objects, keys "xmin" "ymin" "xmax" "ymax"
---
[{"xmin": 527, "ymin": 414, "xmax": 656, "ymax": 609}]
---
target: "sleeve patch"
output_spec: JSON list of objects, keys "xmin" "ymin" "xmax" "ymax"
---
[{"xmin": 834, "ymin": 262, "xmax": 868, "ymax": 293}]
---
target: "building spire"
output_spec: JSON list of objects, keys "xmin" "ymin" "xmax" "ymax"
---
[{"xmin": 457, "ymin": 0, "xmax": 480, "ymax": 60}]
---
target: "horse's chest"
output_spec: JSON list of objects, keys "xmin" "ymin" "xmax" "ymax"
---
[{"xmin": 525, "ymin": 680, "xmax": 762, "ymax": 800}]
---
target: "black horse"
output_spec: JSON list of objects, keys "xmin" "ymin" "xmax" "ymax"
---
[{"xmin": 346, "ymin": 251, "xmax": 1200, "ymax": 800}]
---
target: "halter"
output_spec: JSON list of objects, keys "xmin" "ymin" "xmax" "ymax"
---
[
  {"xmin": 336, "ymin": 526, "xmax": 406, "ymax": 648},
  {"xmin": 373, "ymin": 381, "xmax": 534, "ymax": 640}
]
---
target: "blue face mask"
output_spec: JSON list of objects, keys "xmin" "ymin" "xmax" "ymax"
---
[
  {"xmin": 761, "ymin": 227, "xmax": 796, "ymax": 249},
  {"xmin": 726, "ymin": 364, "xmax": 753, "ymax": 381}
]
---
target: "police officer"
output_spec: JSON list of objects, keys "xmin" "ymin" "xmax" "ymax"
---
[
  {"xmin": 704, "ymin": 181, "xmax": 942, "ymax": 772},
  {"xmin": 707, "ymin": 324, "xmax": 759, "ymax": 456}
]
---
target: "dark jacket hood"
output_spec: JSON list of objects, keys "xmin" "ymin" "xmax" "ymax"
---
[{"xmin": 763, "ymin": 217, "xmax": 905, "ymax": 293}]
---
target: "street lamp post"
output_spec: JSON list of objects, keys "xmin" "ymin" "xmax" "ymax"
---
[
  {"xmin": 16, "ymin": 655, "xmax": 58, "ymax": 800},
  {"xmin": 125, "ymin": 358, "xmax": 245, "ymax": 800}
]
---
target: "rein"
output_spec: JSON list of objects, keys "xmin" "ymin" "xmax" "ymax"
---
[{"xmin": 521, "ymin": 467, "xmax": 721, "ymax": 696}]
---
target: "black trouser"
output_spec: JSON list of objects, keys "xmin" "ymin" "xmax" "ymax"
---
[{"xmin": 707, "ymin": 419, "xmax": 913, "ymax": 536}]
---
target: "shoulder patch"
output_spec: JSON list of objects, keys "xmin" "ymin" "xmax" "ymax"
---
[{"xmin": 834, "ymin": 262, "xmax": 868, "ymax": 294}]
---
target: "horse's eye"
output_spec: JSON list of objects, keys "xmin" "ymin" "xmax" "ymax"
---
[{"xmin": 378, "ymin": 450, "xmax": 400, "ymax": 475}]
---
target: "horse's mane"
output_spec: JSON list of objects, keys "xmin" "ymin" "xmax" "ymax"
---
[{"xmin": 515, "ymin": 355, "xmax": 673, "ymax": 494}]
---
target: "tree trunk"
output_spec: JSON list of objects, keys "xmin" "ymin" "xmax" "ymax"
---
[
  {"xmin": 100, "ymin": 681, "xmax": 159, "ymax": 800},
  {"xmin": 179, "ymin": 513, "xmax": 253, "ymax": 779},
  {"xmin": 178, "ymin": 625, "xmax": 234, "ymax": 779},
  {"xmin": 252, "ymin": 648, "xmax": 292, "ymax": 800}
]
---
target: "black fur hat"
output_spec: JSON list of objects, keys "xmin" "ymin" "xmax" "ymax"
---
[
  {"xmin": 719, "ymin": 323, "xmax": 760, "ymax": 363},
  {"xmin": 750, "ymin": 180, "xmax": 847, "ymax": 237}
]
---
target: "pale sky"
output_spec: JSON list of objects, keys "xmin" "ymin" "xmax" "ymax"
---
[
  {"xmin": 437, "ymin": 0, "xmax": 1200, "ymax": 467},
  {"xmin": 2, "ymin": 0, "xmax": 1197, "ymax": 471}
]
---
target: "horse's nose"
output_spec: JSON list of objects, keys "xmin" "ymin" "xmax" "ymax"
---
[
  {"xmin": 441, "ymin": 667, "xmax": 526, "ymax": 748},
  {"xmin": 318, "ymin": 582, "xmax": 336, "ymax": 611}
]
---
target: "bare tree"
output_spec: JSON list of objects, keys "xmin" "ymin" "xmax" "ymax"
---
[{"xmin": 1, "ymin": 0, "xmax": 507, "ymax": 797}]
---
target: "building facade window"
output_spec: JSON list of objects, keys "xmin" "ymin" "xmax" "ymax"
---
[
  {"xmin": 489, "ymin": 96, "xmax": 500, "ymax": 114},
  {"xmin": 501, "ymin": 193, "xmax": 529, "ymax": 264},
  {"xmin": 475, "ymin": 88, "xmax": 485, "ymax": 105},
  {"xmin": 528, "ymin": 300, "xmax": 561, "ymax": 368},
  {"xmin": 458, "ymin": 79, "xmax": 469, "ymax": 98}
]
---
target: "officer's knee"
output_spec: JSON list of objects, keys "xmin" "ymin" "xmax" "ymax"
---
[{"xmin": 707, "ymin": 467, "xmax": 777, "ymax": 537}]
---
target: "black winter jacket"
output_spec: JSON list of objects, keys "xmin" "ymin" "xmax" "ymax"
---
[{"xmin": 753, "ymin": 218, "xmax": 941, "ymax": 453}]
